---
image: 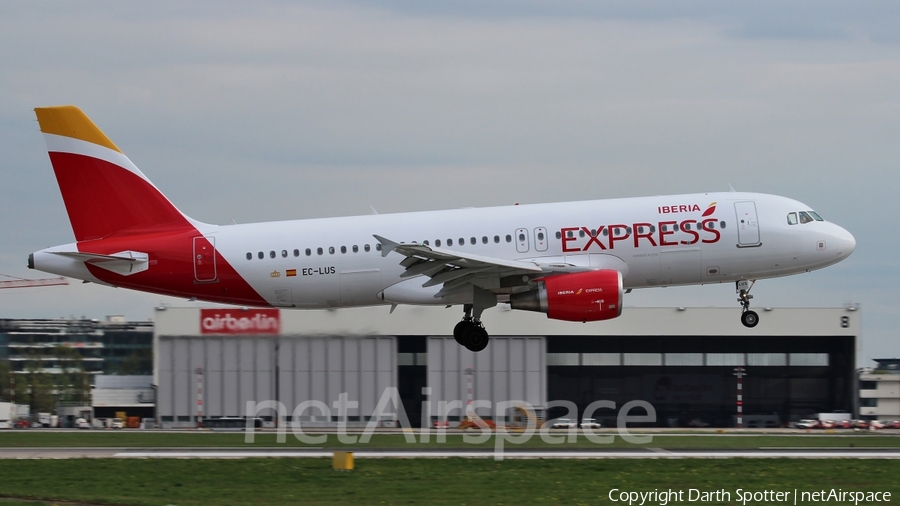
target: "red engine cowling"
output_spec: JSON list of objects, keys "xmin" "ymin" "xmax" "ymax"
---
[{"xmin": 509, "ymin": 270, "xmax": 623, "ymax": 322}]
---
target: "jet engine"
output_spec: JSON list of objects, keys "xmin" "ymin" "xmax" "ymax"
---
[{"xmin": 509, "ymin": 270, "xmax": 623, "ymax": 322}]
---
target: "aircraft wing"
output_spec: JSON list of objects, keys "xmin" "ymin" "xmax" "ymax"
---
[{"xmin": 373, "ymin": 235, "xmax": 588, "ymax": 298}]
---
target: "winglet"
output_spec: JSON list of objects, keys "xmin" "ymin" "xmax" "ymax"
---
[{"xmin": 373, "ymin": 234, "xmax": 399, "ymax": 257}]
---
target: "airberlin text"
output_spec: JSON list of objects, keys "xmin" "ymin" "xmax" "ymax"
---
[{"xmin": 560, "ymin": 220, "xmax": 721, "ymax": 253}]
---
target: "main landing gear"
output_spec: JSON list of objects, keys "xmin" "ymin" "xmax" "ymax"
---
[
  {"xmin": 454, "ymin": 287, "xmax": 497, "ymax": 352},
  {"xmin": 737, "ymin": 279, "xmax": 759, "ymax": 328}
]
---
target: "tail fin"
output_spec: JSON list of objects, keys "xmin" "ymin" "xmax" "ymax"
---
[{"xmin": 34, "ymin": 105, "xmax": 193, "ymax": 242}]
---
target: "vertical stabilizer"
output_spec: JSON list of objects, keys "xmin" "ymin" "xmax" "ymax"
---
[{"xmin": 34, "ymin": 106, "xmax": 193, "ymax": 241}]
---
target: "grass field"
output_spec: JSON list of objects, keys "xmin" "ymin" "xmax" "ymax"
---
[
  {"xmin": 1, "ymin": 430, "xmax": 899, "ymax": 449},
  {"xmin": 0, "ymin": 458, "xmax": 897, "ymax": 505}
]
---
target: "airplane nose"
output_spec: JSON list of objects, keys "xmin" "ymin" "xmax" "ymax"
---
[{"xmin": 834, "ymin": 225, "xmax": 856, "ymax": 257}]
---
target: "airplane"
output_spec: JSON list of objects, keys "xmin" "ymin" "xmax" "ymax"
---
[{"xmin": 28, "ymin": 105, "xmax": 856, "ymax": 352}]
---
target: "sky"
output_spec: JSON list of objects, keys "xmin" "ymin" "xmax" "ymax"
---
[{"xmin": 0, "ymin": 1, "xmax": 897, "ymax": 365}]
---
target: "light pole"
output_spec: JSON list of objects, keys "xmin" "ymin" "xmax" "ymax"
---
[{"xmin": 734, "ymin": 366, "xmax": 747, "ymax": 428}]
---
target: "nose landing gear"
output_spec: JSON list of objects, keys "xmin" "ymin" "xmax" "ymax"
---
[{"xmin": 737, "ymin": 279, "xmax": 759, "ymax": 328}]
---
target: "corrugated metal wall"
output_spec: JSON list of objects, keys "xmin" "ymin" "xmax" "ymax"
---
[
  {"xmin": 157, "ymin": 335, "xmax": 396, "ymax": 422},
  {"xmin": 427, "ymin": 336, "xmax": 546, "ymax": 419}
]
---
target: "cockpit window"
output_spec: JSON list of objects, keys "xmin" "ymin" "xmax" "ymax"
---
[
  {"xmin": 799, "ymin": 211, "xmax": 814, "ymax": 224},
  {"xmin": 808, "ymin": 211, "xmax": 823, "ymax": 221},
  {"xmin": 787, "ymin": 212, "xmax": 798, "ymax": 225}
]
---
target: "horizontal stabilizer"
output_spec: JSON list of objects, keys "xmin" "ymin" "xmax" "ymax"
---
[{"xmin": 52, "ymin": 250, "xmax": 149, "ymax": 276}]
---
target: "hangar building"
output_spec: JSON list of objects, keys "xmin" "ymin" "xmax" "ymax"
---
[{"xmin": 153, "ymin": 305, "xmax": 859, "ymax": 428}]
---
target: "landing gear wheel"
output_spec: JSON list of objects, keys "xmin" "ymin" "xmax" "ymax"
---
[
  {"xmin": 461, "ymin": 325, "xmax": 490, "ymax": 352},
  {"xmin": 741, "ymin": 310, "xmax": 759, "ymax": 328},
  {"xmin": 454, "ymin": 320, "xmax": 473, "ymax": 345}
]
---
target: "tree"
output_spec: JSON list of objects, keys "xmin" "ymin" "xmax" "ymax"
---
[{"xmin": 0, "ymin": 359, "xmax": 10, "ymax": 401}]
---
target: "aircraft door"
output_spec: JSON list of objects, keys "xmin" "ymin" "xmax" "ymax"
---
[
  {"xmin": 193, "ymin": 236, "xmax": 217, "ymax": 282},
  {"xmin": 534, "ymin": 227, "xmax": 548, "ymax": 252},
  {"xmin": 515, "ymin": 228, "xmax": 530, "ymax": 253},
  {"xmin": 734, "ymin": 201, "xmax": 761, "ymax": 246}
]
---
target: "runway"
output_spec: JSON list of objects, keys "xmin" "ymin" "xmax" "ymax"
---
[{"xmin": 3, "ymin": 447, "xmax": 900, "ymax": 459}]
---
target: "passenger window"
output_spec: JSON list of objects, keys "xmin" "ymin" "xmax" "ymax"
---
[
  {"xmin": 293, "ymin": 249, "xmax": 299, "ymax": 257},
  {"xmin": 459, "ymin": 238, "xmax": 465, "ymax": 246},
  {"xmin": 282, "ymin": 250, "xmax": 288, "ymax": 258},
  {"xmin": 269, "ymin": 251, "xmax": 276, "ymax": 259},
  {"xmin": 566, "ymin": 230, "xmax": 574, "ymax": 238},
  {"xmin": 799, "ymin": 211, "xmax": 813, "ymax": 224},
  {"xmin": 305, "ymin": 248, "xmax": 312, "ymax": 256},
  {"xmin": 602, "ymin": 229, "xmax": 608, "ymax": 236},
  {"xmin": 448, "ymin": 238, "xmax": 453, "ymax": 246},
  {"xmin": 470, "ymin": 237, "xmax": 476, "ymax": 245},
  {"xmin": 537, "ymin": 232, "xmax": 544, "ymax": 240},
  {"xmin": 329, "ymin": 247, "xmax": 335, "ymax": 254},
  {"xmin": 787, "ymin": 213, "xmax": 798, "ymax": 225},
  {"xmin": 494, "ymin": 235, "xmax": 500, "ymax": 243},
  {"xmin": 482, "ymin": 236, "xmax": 488, "ymax": 244},
  {"xmin": 352, "ymin": 245, "xmax": 359, "ymax": 253},
  {"xmin": 436, "ymin": 239, "xmax": 441, "ymax": 247},
  {"xmin": 518, "ymin": 233, "xmax": 526, "ymax": 242},
  {"xmin": 258, "ymin": 252, "xmax": 264, "ymax": 259},
  {"xmin": 364, "ymin": 244, "xmax": 371, "ymax": 252},
  {"xmin": 579, "ymin": 229, "xmax": 585, "ymax": 238},
  {"xmin": 246, "ymin": 252, "xmax": 252, "ymax": 260},
  {"xmin": 809, "ymin": 211, "xmax": 824, "ymax": 221},
  {"xmin": 626, "ymin": 227, "xmax": 632, "ymax": 234},
  {"xmin": 375, "ymin": 244, "xmax": 382, "ymax": 251},
  {"xmin": 505, "ymin": 235, "xmax": 512, "ymax": 243},
  {"xmin": 719, "ymin": 221, "xmax": 726, "ymax": 229},
  {"xmin": 340, "ymin": 246, "xmax": 347, "ymax": 254},
  {"xmin": 555, "ymin": 231, "xmax": 561, "ymax": 239},
  {"xmin": 317, "ymin": 247, "xmax": 323, "ymax": 255},
  {"xmin": 423, "ymin": 240, "xmax": 429, "ymax": 246},
  {"xmin": 650, "ymin": 226, "xmax": 656, "ymax": 233}
]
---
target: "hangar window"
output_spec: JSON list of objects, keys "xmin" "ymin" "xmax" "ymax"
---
[
  {"xmin": 269, "ymin": 251, "xmax": 276, "ymax": 259},
  {"xmin": 747, "ymin": 353, "xmax": 787, "ymax": 366},
  {"xmin": 861, "ymin": 398, "xmax": 877, "ymax": 407},
  {"xmin": 305, "ymin": 248, "xmax": 311, "ymax": 256},
  {"xmin": 789, "ymin": 353, "xmax": 829, "ymax": 366},
  {"xmin": 494, "ymin": 235, "xmax": 500, "ymax": 243},
  {"xmin": 664, "ymin": 353, "xmax": 703, "ymax": 366},
  {"xmin": 787, "ymin": 213, "xmax": 798, "ymax": 225},
  {"xmin": 860, "ymin": 381, "xmax": 877, "ymax": 390},
  {"xmin": 246, "ymin": 252, "xmax": 252, "ymax": 260},
  {"xmin": 506, "ymin": 234, "xmax": 512, "ymax": 243},
  {"xmin": 317, "ymin": 247, "xmax": 323, "ymax": 255},
  {"xmin": 582, "ymin": 353, "xmax": 621, "ymax": 366},
  {"xmin": 799, "ymin": 211, "xmax": 814, "ymax": 224},
  {"xmin": 623, "ymin": 353, "xmax": 662, "ymax": 366},
  {"xmin": 293, "ymin": 249, "xmax": 300, "ymax": 257},
  {"xmin": 364, "ymin": 244, "xmax": 371, "ymax": 252},
  {"xmin": 706, "ymin": 353, "xmax": 744, "ymax": 366},
  {"xmin": 547, "ymin": 353, "xmax": 580, "ymax": 366},
  {"xmin": 282, "ymin": 250, "xmax": 288, "ymax": 258}
]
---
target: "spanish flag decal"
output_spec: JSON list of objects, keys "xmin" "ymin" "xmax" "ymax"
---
[{"xmin": 286, "ymin": 269, "xmax": 297, "ymax": 277}]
